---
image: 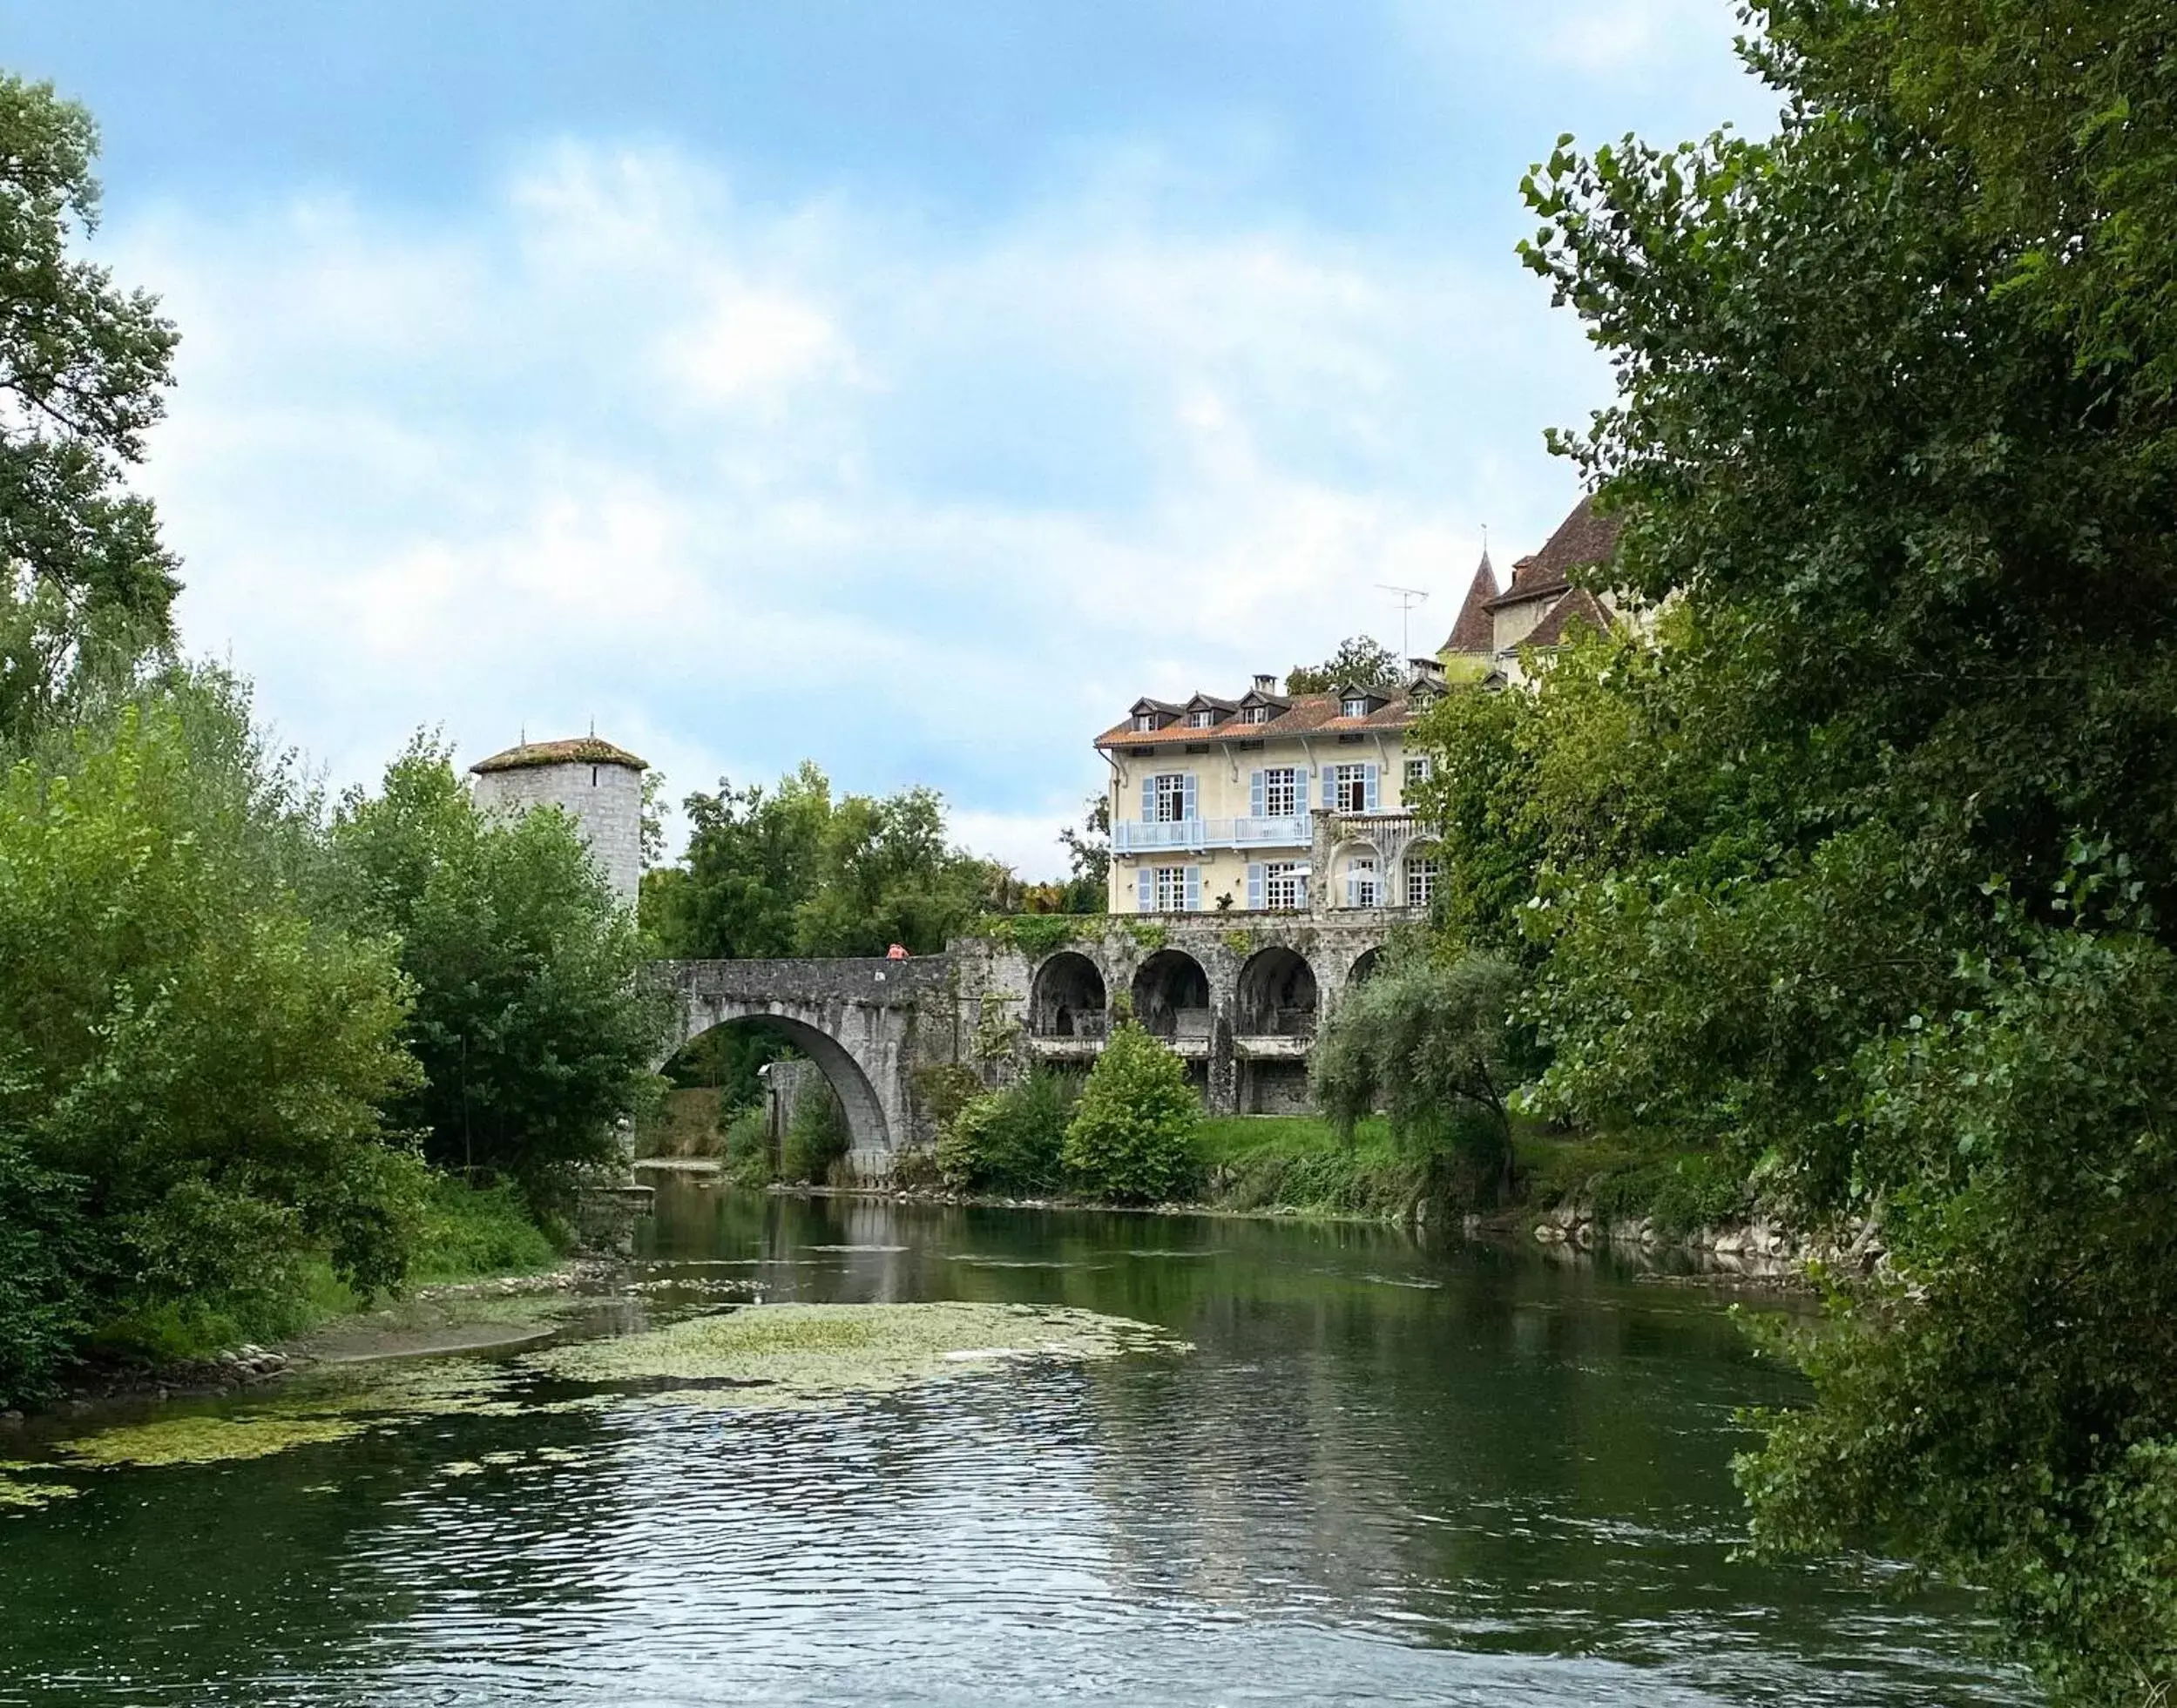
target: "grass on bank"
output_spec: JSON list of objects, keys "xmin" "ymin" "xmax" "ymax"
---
[
  {"xmin": 1196, "ymin": 1113, "xmax": 1748, "ymax": 1232},
  {"xmin": 85, "ymin": 1176, "xmax": 565, "ymax": 1367}
]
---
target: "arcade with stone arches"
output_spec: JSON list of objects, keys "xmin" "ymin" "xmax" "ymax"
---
[{"xmin": 646, "ymin": 916, "xmax": 1412, "ymax": 1180}]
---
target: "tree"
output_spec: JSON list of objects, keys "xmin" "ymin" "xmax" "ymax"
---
[
  {"xmin": 1055, "ymin": 792, "xmax": 1111, "ymax": 913},
  {"xmin": 325, "ymin": 737, "xmax": 666, "ymax": 1208},
  {"xmin": 1062, "ymin": 1023, "xmax": 1199, "ymax": 1203},
  {"xmin": 0, "ymin": 680, "xmax": 423, "ymax": 1398},
  {"xmin": 0, "ymin": 77, "xmax": 181, "ymax": 751},
  {"xmin": 1285, "ymin": 635, "xmax": 1401, "ymax": 694},
  {"xmin": 646, "ymin": 760, "xmax": 1012, "ymax": 960},
  {"xmin": 1310, "ymin": 952, "xmax": 1525, "ymax": 1202},
  {"xmin": 1515, "ymin": 3, "xmax": 2177, "ymax": 1695}
]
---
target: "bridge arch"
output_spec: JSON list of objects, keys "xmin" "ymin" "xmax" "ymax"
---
[
  {"xmin": 673, "ymin": 1012, "xmax": 889, "ymax": 1162},
  {"xmin": 652, "ymin": 957, "xmax": 952, "ymax": 1178},
  {"xmin": 1030, "ymin": 950, "xmax": 1106, "ymax": 1037}
]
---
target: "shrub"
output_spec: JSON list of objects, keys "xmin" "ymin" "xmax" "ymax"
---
[
  {"xmin": 780, "ymin": 1079, "xmax": 851, "ymax": 1185},
  {"xmin": 1062, "ymin": 1023, "xmax": 1199, "ymax": 1204},
  {"xmin": 720, "ymin": 1104, "xmax": 774, "ymax": 1189},
  {"xmin": 935, "ymin": 1070, "xmax": 1075, "ymax": 1195},
  {"xmin": 410, "ymin": 1178, "xmax": 561, "ymax": 1281}
]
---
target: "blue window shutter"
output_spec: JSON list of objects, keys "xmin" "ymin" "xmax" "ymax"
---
[
  {"xmin": 1364, "ymin": 763, "xmax": 1379, "ymax": 811},
  {"xmin": 1185, "ymin": 866, "xmax": 1201, "ymax": 911},
  {"xmin": 1249, "ymin": 771, "xmax": 1264, "ymax": 817},
  {"xmin": 1295, "ymin": 766, "xmax": 1308, "ymax": 811},
  {"xmin": 1137, "ymin": 868, "xmax": 1153, "ymax": 912},
  {"xmin": 1183, "ymin": 773, "xmax": 1198, "ymax": 821},
  {"xmin": 1141, "ymin": 774, "xmax": 1155, "ymax": 822},
  {"xmin": 1247, "ymin": 862, "xmax": 1263, "ymax": 908}
]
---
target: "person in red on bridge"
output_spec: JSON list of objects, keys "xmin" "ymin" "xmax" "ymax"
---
[{"xmin": 886, "ymin": 943, "xmax": 909, "ymax": 960}]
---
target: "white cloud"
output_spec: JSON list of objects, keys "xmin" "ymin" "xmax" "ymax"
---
[{"xmin": 112, "ymin": 139, "xmax": 1609, "ymax": 880}]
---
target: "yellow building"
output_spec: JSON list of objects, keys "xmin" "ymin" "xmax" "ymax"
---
[
  {"xmin": 1094, "ymin": 495, "xmax": 1625, "ymax": 917},
  {"xmin": 1095, "ymin": 665, "xmax": 1449, "ymax": 917}
]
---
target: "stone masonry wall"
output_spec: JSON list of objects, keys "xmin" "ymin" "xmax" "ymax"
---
[{"xmin": 473, "ymin": 759, "xmax": 644, "ymax": 910}]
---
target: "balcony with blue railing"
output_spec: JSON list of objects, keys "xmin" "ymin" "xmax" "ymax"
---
[{"xmin": 1112, "ymin": 815, "xmax": 1311, "ymax": 854}]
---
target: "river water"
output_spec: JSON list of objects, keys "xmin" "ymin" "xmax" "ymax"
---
[{"xmin": 1, "ymin": 1184, "xmax": 2031, "ymax": 1706}]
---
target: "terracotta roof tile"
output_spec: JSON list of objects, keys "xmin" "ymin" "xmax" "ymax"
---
[{"xmin": 1439, "ymin": 550, "xmax": 1500, "ymax": 654}]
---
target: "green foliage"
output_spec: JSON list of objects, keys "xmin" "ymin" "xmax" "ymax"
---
[
  {"xmin": 1061, "ymin": 1023, "xmax": 1199, "ymax": 1204},
  {"xmin": 973, "ymin": 913, "xmax": 1078, "ymax": 955},
  {"xmin": 935, "ymin": 1070, "xmax": 1075, "ymax": 1196},
  {"xmin": 409, "ymin": 1178, "xmax": 561, "ymax": 1283},
  {"xmin": 779, "ymin": 1079, "xmax": 850, "ymax": 1185},
  {"xmin": 1196, "ymin": 1114, "xmax": 1430, "ymax": 1219},
  {"xmin": 1285, "ymin": 636, "xmax": 1401, "ymax": 695},
  {"xmin": 0, "ymin": 1137, "xmax": 89, "ymax": 1403},
  {"xmin": 646, "ymin": 760, "xmax": 1015, "ymax": 960},
  {"xmin": 0, "ymin": 687, "xmax": 426, "ymax": 1400},
  {"xmin": 1311, "ymin": 952, "xmax": 1525, "ymax": 1204},
  {"xmin": 1123, "ymin": 920, "xmax": 1167, "ymax": 951},
  {"xmin": 0, "ymin": 76, "xmax": 182, "ymax": 752},
  {"xmin": 322, "ymin": 736, "xmax": 668, "ymax": 1211},
  {"xmin": 720, "ymin": 1104, "xmax": 774, "ymax": 1190},
  {"xmin": 1505, "ymin": 4, "xmax": 2177, "ymax": 1694}
]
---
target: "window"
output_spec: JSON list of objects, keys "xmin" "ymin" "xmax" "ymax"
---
[
  {"xmin": 1346, "ymin": 855, "xmax": 1379, "ymax": 908},
  {"xmin": 1342, "ymin": 696, "xmax": 1369, "ymax": 719},
  {"xmin": 1265, "ymin": 861, "xmax": 1305, "ymax": 910},
  {"xmin": 1133, "ymin": 712, "xmax": 1155, "ymax": 732},
  {"xmin": 1153, "ymin": 773, "xmax": 1189, "ymax": 822},
  {"xmin": 1243, "ymin": 705, "xmax": 1269, "ymax": 725},
  {"xmin": 1333, "ymin": 763, "xmax": 1370, "ymax": 813},
  {"xmin": 1263, "ymin": 766, "xmax": 1297, "ymax": 817},
  {"xmin": 1405, "ymin": 855, "xmax": 1439, "ymax": 908},
  {"xmin": 1191, "ymin": 708, "xmax": 1217, "ymax": 728},
  {"xmin": 1155, "ymin": 866, "xmax": 1189, "ymax": 911},
  {"xmin": 1403, "ymin": 756, "xmax": 1431, "ymax": 788}
]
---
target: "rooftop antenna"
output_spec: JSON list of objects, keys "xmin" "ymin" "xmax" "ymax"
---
[{"xmin": 1376, "ymin": 583, "xmax": 1430, "ymax": 657}]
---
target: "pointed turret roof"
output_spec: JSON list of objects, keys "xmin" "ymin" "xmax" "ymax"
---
[{"xmin": 1439, "ymin": 548, "xmax": 1501, "ymax": 654}]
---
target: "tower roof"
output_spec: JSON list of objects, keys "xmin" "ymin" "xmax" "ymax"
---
[
  {"xmin": 1438, "ymin": 548, "xmax": 1501, "ymax": 654},
  {"xmin": 470, "ymin": 736, "xmax": 647, "ymax": 775},
  {"xmin": 1487, "ymin": 495, "xmax": 1622, "ymax": 609}
]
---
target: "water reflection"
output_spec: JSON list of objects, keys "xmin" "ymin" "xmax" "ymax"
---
[{"xmin": 0, "ymin": 1185, "xmax": 2031, "ymax": 1706}]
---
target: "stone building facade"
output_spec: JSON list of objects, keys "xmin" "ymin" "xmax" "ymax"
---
[{"xmin": 470, "ymin": 735, "xmax": 646, "ymax": 910}]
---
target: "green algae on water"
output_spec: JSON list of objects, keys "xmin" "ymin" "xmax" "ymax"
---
[
  {"xmin": 522, "ymin": 1300, "xmax": 1181, "ymax": 1411},
  {"xmin": 54, "ymin": 1413, "xmax": 368, "ymax": 1469},
  {"xmin": 0, "ymin": 1471, "xmax": 81, "ymax": 1510}
]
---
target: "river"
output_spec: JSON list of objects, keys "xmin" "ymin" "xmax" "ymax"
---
[{"xmin": 0, "ymin": 1183, "xmax": 2031, "ymax": 1706}]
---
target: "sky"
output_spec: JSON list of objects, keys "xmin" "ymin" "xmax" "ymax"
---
[{"xmin": 1, "ymin": 2, "xmax": 1776, "ymax": 877}]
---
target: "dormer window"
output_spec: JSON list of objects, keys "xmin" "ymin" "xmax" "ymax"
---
[
  {"xmin": 1134, "ymin": 712, "xmax": 1155, "ymax": 732},
  {"xmin": 1191, "ymin": 709, "xmax": 1217, "ymax": 728},
  {"xmin": 1342, "ymin": 696, "xmax": 1369, "ymax": 719},
  {"xmin": 1243, "ymin": 705, "xmax": 1269, "ymax": 725}
]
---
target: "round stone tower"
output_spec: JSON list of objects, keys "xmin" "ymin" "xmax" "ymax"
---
[{"xmin": 469, "ymin": 735, "xmax": 646, "ymax": 910}]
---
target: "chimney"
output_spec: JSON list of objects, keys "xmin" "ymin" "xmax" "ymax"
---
[{"xmin": 1252, "ymin": 672, "xmax": 1278, "ymax": 694}]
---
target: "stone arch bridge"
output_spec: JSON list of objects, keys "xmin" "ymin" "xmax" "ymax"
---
[{"xmin": 649, "ymin": 912, "xmax": 1417, "ymax": 1180}]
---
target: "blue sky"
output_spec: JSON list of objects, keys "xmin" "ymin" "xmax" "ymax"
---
[{"xmin": 3, "ymin": 2, "xmax": 1774, "ymax": 874}]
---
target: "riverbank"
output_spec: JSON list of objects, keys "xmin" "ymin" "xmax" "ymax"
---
[
  {"xmin": 635, "ymin": 1112, "xmax": 1834, "ymax": 1284},
  {"xmin": 1, "ymin": 1181, "xmax": 579, "ymax": 1425}
]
